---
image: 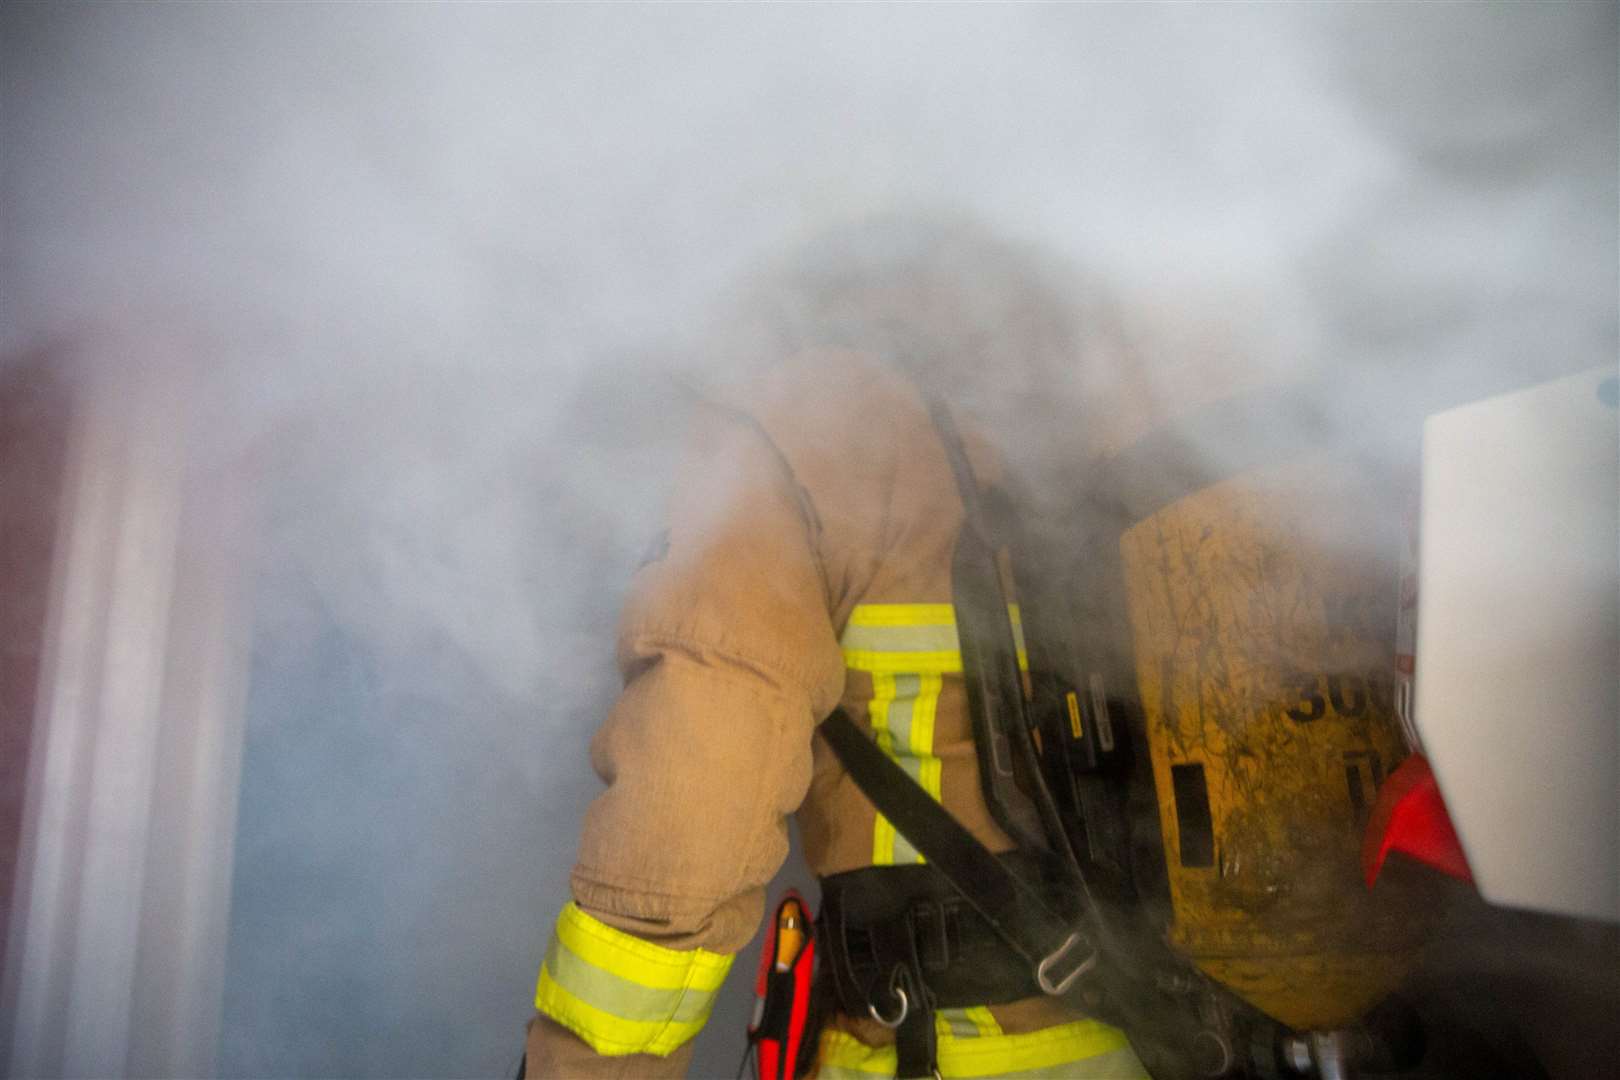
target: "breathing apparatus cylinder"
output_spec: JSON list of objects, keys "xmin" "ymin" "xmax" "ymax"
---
[
  {"xmin": 1072, "ymin": 387, "xmax": 1436, "ymax": 1042},
  {"xmin": 1118, "ymin": 452, "xmax": 1422, "ymax": 1030}
]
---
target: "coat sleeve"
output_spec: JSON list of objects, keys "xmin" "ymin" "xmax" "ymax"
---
[{"xmin": 525, "ymin": 402, "xmax": 848, "ymax": 1077}]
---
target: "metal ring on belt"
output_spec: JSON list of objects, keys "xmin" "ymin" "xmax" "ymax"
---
[{"xmin": 867, "ymin": 967, "xmax": 911, "ymax": 1029}]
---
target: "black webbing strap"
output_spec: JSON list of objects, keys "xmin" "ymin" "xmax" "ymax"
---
[
  {"xmin": 890, "ymin": 964, "xmax": 937, "ymax": 1080},
  {"xmin": 818, "ymin": 709, "xmax": 1095, "ymax": 998}
]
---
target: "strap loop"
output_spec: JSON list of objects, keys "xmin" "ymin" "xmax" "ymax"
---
[{"xmin": 1036, "ymin": 931, "xmax": 1096, "ymax": 996}]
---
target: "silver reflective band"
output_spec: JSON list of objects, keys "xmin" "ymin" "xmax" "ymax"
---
[{"xmin": 840, "ymin": 621, "xmax": 962, "ymax": 656}]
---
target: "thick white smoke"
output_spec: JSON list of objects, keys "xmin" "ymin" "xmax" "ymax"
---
[{"xmin": 2, "ymin": 4, "xmax": 1613, "ymax": 1077}]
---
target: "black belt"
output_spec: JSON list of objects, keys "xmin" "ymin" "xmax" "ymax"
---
[
  {"xmin": 818, "ymin": 853, "xmax": 1073, "ymax": 1079},
  {"xmin": 819, "ymin": 857, "xmax": 1053, "ymax": 1014}
]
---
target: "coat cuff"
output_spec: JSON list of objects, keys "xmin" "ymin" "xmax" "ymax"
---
[{"xmin": 534, "ymin": 902, "xmax": 734, "ymax": 1057}]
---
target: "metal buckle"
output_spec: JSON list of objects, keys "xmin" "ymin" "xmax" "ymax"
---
[{"xmin": 1035, "ymin": 931, "xmax": 1095, "ymax": 996}]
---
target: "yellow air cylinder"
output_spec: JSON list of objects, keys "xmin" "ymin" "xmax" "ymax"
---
[{"xmin": 1118, "ymin": 450, "xmax": 1422, "ymax": 1032}]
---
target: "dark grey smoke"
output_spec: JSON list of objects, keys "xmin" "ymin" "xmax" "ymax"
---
[{"xmin": 2, "ymin": 3, "xmax": 1613, "ymax": 1077}]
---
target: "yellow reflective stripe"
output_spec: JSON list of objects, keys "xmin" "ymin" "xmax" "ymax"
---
[
  {"xmin": 963, "ymin": 1006, "xmax": 1002, "ymax": 1037},
  {"xmin": 819, "ymin": 1019, "xmax": 1144, "ymax": 1079},
  {"xmin": 534, "ymin": 969, "xmax": 714, "ymax": 1056},
  {"xmin": 817, "ymin": 1031, "xmax": 899, "ymax": 1079},
  {"xmin": 850, "ymin": 603, "xmax": 1017, "ymax": 867},
  {"xmin": 552, "ymin": 902, "xmax": 730, "ymax": 991},
  {"xmin": 850, "ymin": 603, "xmax": 959, "ymax": 626},
  {"xmin": 937, "ymin": 1018, "xmax": 1139, "ymax": 1078},
  {"xmin": 840, "ymin": 604, "xmax": 1027, "ymax": 674},
  {"xmin": 914, "ymin": 670, "xmax": 944, "ymax": 820},
  {"xmin": 869, "ymin": 670, "xmax": 946, "ymax": 866},
  {"xmin": 935, "ymin": 1006, "xmax": 1001, "ymax": 1040},
  {"xmin": 533, "ymin": 903, "xmax": 733, "ymax": 1057},
  {"xmin": 870, "ymin": 671, "xmax": 901, "ymax": 866}
]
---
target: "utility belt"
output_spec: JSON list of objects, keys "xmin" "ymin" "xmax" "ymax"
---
[
  {"xmin": 819, "ymin": 852, "xmax": 1064, "ymax": 1016},
  {"xmin": 816, "ymin": 851, "xmax": 1081, "ymax": 1079}
]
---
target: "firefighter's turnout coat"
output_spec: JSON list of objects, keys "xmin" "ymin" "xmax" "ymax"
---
[{"xmin": 526, "ymin": 349, "xmax": 1147, "ymax": 1079}]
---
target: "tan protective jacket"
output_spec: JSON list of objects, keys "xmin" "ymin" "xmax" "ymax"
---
[{"xmin": 526, "ymin": 349, "xmax": 1146, "ymax": 1079}]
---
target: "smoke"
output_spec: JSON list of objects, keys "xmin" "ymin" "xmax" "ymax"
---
[{"xmin": 2, "ymin": 2, "xmax": 1614, "ymax": 1077}]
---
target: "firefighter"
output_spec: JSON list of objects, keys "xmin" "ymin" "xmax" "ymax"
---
[{"xmin": 521, "ymin": 220, "xmax": 1149, "ymax": 1079}]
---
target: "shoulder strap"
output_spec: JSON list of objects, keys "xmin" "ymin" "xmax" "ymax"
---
[
  {"xmin": 818, "ymin": 709, "xmax": 1095, "ymax": 997},
  {"xmin": 923, "ymin": 395, "xmax": 1083, "ymax": 865}
]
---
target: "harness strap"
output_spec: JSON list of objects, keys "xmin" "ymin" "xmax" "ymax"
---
[
  {"xmin": 892, "ymin": 967, "xmax": 938, "ymax": 1080},
  {"xmin": 818, "ymin": 709, "xmax": 1096, "ymax": 999},
  {"xmin": 864, "ymin": 952, "xmax": 937, "ymax": 1079},
  {"xmin": 820, "ymin": 861, "xmax": 1044, "ymax": 1013}
]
